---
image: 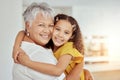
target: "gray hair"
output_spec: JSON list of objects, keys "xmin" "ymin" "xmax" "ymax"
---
[{"xmin": 23, "ymin": 2, "xmax": 55, "ymax": 25}]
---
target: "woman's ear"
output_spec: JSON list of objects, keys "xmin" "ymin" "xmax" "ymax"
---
[
  {"xmin": 25, "ymin": 22, "xmax": 30, "ymax": 36},
  {"xmin": 25, "ymin": 22, "xmax": 31, "ymax": 32},
  {"xmin": 25, "ymin": 22, "xmax": 30, "ymax": 30}
]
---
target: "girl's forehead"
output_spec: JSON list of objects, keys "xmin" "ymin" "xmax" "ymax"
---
[
  {"xmin": 56, "ymin": 20, "xmax": 72, "ymax": 27},
  {"xmin": 55, "ymin": 20, "xmax": 73, "ymax": 31}
]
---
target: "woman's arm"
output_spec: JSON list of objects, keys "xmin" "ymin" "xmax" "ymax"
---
[
  {"xmin": 12, "ymin": 30, "xmax": 25, "ymax": 63},
  {"xmin": 17, "ymin": 52, "xmax": 72, "ymax": 76},
  {"xmin": 66, "ymin": 61, "xmax": 84, "ymax": 80}
]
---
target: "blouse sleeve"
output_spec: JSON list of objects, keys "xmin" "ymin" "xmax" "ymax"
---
[{"xmin": 60, "ymin": 42, "xmax": 84, "ymax": 63}]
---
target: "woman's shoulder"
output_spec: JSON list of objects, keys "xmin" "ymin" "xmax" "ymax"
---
[{"xmin": 21, "ymin": 41, "xmax": 47, "ymax": 50}]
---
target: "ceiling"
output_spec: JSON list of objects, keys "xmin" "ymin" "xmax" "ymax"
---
[{"xmin": 23, "ymin": 0, "xmax": 120, "ymax": 7}]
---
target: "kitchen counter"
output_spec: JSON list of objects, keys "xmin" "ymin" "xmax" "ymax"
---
[
  {"xmin": 84, "ymin": 56, "xmax": 120, "ymax": 72},
  {"xmin": 84, "ymin": 57, "xmax": 120, "ymax": 80}
]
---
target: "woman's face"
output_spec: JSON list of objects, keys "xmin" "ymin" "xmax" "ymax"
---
[
  {"xmin": 27, "ymin": 12, "xmax": 54, "ymax": 46},
  {"xmin": 52, "ymin": 20, "xmax": 73, "ymax": 47}
]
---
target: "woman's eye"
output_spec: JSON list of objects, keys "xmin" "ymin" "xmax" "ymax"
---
[
  {"xmin": 39, "ymin": 24, "xmax": 45, "ymax": 27},
  {"xmin": 49, "ymin": 25, "xmax": 54, "ymax": 28}
]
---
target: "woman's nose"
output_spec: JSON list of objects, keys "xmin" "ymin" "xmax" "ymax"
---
[
  {"xmin": 43, "ymin": 26, "xmax": 53, "ymax": 34},
  {"xmin": 43, "ymin": 28, "xmax": 50, "ymax": 33}
]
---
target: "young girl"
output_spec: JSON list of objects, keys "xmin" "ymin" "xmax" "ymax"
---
[{"xmin": 13, "ymin": 14, "xmax": 85, "ymax": 80}]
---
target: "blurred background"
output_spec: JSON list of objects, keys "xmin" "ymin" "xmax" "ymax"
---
[{"xmin": 0, "ymin": 0, "xmax": 120, "ymax": 80}]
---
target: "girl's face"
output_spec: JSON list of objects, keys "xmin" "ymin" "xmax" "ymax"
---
[{"xmin": 52, "ymin": 20, "xmax": 73, "ymax": 47}]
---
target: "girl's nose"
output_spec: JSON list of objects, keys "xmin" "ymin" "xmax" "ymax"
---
[{"xmin": 58, "ymin": 32, "xmax": 64, "ymax": 38}]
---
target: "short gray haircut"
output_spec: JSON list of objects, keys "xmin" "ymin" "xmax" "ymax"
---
[{"xmin": 23, "ymin": 2, "xmax": 55, "ymax": 24}]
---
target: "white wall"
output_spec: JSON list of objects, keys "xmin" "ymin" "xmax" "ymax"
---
[
  {"xmin": 72, "ymin": 2, "xmax": 120, "ymax": 62},
  {"xmin": 0, "ymin": 0, "xmax": 23, "ymax": 80}
]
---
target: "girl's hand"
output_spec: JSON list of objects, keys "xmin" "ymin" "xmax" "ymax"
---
[
  {"xmin": 12, "ymin": 47, "xmax": 24, "ymax": 63},
  {"xmin": 17, "ymin": 52, "xmax": 31, "ymax": 66},
  {"xmin": 63, "ymin": 78, "xmax": 66, "ymax": 80},
  {"xmin": 66, "ymin": 74, "xmax": 79, "ymax": 80},
  {"xmin": 84, "ymin": 69, "xmax": 94, "ymax": 80},
  {"xmin": 66, "ymin": 62, "xmax": 83, "ymax": 80}
]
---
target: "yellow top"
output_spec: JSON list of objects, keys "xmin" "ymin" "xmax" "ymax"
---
[{"xmin": 54, "ymin": 42, "xmax": 84, "ymax": 80}]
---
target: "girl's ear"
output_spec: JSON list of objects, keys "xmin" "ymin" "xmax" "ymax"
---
[{"xmin": 70, "ymin": 35, "xmax": 74, "ymax": 40}]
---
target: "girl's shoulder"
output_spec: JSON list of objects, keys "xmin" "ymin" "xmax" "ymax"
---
[
  {"xmin": 55, "ymin": 42, "xmax": 74, "ymax": 54},
  {"xmin": 58, "ymin": 42, "xmax": 74, "ymax": 54},
  {"xmin": 62, "ymin": 42, "xmax": 73, "ymax": 48}
]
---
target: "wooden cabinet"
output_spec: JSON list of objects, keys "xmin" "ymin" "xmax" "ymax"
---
[
  {"xmin": 92, "ymin": 70, "xmax": 120, "ymax": 80},
  {"xmin": 85, "ymin": 61, "xmax": 120, "ymax": 80}
]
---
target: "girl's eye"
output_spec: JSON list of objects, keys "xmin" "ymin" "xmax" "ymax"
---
[
  {"xmin": 55, "ymin": 27, "xmax": 60, "ymax": 31},
  {"xmin": 65, "ymin": 31, "xmax": 69, "ymax": 34}
]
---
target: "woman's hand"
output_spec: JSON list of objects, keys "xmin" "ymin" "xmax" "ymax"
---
[{"xmin": 17, "ymin": 52, "xmax": 31, "ymax": 66}]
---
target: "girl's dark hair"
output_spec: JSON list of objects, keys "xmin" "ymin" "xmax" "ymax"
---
[
  {"xmin": 54, "ymin": 14, "xmax": 84, "ymax": 54},
  {"xmin": 45, "ymin": 39, "xmax": 54, "ymax": 48}
]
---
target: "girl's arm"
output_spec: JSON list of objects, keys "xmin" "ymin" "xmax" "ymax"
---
[
  {"xmin": 66, "ymin": 62, "xmax": 94, "ymax": 80},
  {"xmin": 84, "ymin": 69, "xmax": 94, "ymax": 80},
  {"xmin": 17, "ymin": 52, "xmax": 72, "ymax": 76},
  {"xmin": 12, "ymin": 30, "xmax": 25, "ymax": 63},
  {"xmin": 66, "ymin": 61, "xmax": 84, "ymax": 80}
]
